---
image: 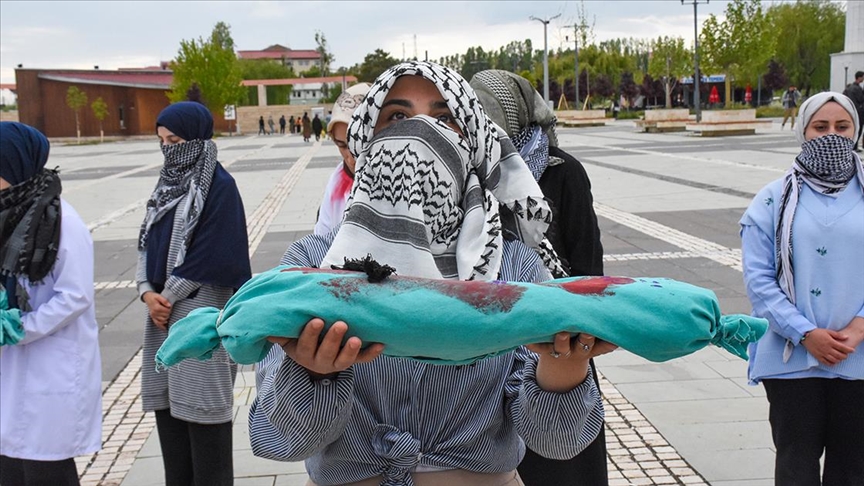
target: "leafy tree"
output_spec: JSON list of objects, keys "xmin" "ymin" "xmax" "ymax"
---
[
  {"xmin": 90, "ymin": 96, "xmax": 108, "ymax": 143},
  {"xmin": 169, "ymin": 21, "xmax": 245, "ymax": 114},
  {"xmin": 354, "ymin": 49, "xmax": 400, "ymax": 83},
  {"xmin": 619, "ymin": 71, "xmax": 639, "ymax": 109},
  {"xmin": 66, "ymin": 86, "xmax": 87, "ymax": 143},
  {"xmin": 762, "ymin": 59, "xmax": 788, "ymax": 92},
  {"xmin": 647, "ymin": 36, "xmax": 691, "ymax": 108},
  {"xmin": 237, "ymin": 59, "xmax": 295, "ymax": 106},
  {"xmin": 315, "ymin": 31, "xmax": 334, "ymax": 76},
  {"xmin": 766, "ymin": 0, "xmax": 844, "ymax": 94},
  {"xmin": 700, "ymin": 0, "xmax": 775, "ymax": 107}
]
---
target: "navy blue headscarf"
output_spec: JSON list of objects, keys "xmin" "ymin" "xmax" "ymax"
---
[
  {"xmin": 0, "ymin": 122, "xmax": 50, "ymax": 185},
  {"xmin": 155, "ymin": 101, "xmax": 214, "ymax": 141},
  {"xmin": 0, "ymin": 122, "xmax": 62, "ymax": 291},
  {"xmin": 144, "ymin": 103, "xmax": 251, "ymax": 291}
]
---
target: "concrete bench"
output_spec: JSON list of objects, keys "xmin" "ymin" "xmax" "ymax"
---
[
  {"xmin": 556, "ymin": 110, "xmax": 608, "ymax": 127},
  {"xmin": 686, "ymin": 109, "xmax": 772, "ymax": 136},
  {"xmin": 635, "ymin": 109, "xmax": 690, "ymax": 133}
]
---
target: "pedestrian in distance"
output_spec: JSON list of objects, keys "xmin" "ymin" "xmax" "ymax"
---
[
  {"xmin": 289, "ymin": 115, "xmax": 296, "ymax": 135},
  {"xmin": 279, "ymin": 115, "xmax": 287, "ymax": 135},
  {"xmin": 302, "ymin": 112, "xmax": 312, "ymax": 142},
  {"xmin": 842, "ymin": 70, "xmax": 864, "ymax": 152},
  {"xmin": 138, "ymin": 102, "xmax": 252, "ymax": 486},
  {"xmin": 471, "ymin": 69, "xmax": 608, "ymax": 486},
  {"xmin": 249, "ymin": 60, "xmax": 614, "ymax": 486},
  {"xmin": 781, "ymin": 86, "xmax": 802, "ymax": 130},
  {"xmin": 258, "ymin": 115, "xmax": 266, "ymax": 136},
  {"xmin": 312, "ymin": 113, "xmax": 323, "ymax": 142},
  {"xmin": 268, "ymin": 115, "xmax": 275, "ymax": 136},
  {"xmin": 0, "ymin": 121, "xmax": 102, "ymax": 486},
  {"xmin": 314, "ymin": 82, "xmax": 371, "ymax": 236},
  {"xmin": 741, "ymin": 92, "xmax": 864, "ymax": 486}
]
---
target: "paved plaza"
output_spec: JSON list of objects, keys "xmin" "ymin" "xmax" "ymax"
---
[{"xmin": 51, "ymin": 119, "xmax": 798, "ymax": 486}]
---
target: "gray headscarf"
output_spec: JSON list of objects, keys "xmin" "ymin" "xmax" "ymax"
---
[
  {"xmin": 794, "ymin": 91, "xmax": 860, "ymax": 144},
  {"xmin": 469, "ymin": 70, "xmax": 558, "ymax": 147}
]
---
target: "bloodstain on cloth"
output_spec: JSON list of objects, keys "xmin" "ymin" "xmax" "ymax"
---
[
  {"xmin": 280, "ymin": 266, "xmax": 526, "ymax": 313},
  {"xmin": 552, "ymin": 276, "xmax": 636, "ymax": 296}
]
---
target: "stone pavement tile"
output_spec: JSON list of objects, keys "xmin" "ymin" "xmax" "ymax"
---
[
  {"xmin": 119, "ymin": 456, "xmax": 163, "ymax": 486},
  {"xmin": 598, "ymin": 217, "xmax": 683, "ymax": 254},
  {"xmin": 250, "ymin": 230, "xmax": 312, "ymax": 273},
  {"xmin": 236, "ymin": 477, "xmax": 277, "ymax": 486},
  {"xmin": 636, "ymin": 397, "xmax": 768, "ymax": 425},
  {"xmin": 614, "ymin": 377, "xmax": 752, "ymax": 403},
  {"xmin": 702, "ymin": 358, "xmax": 749, "ymax": 379},
  {"xmin": 637, "ymin": 208, "xmax": 745, "ymax": 250},
  {"xmin": 684, "ymin": 447, "xmax": 776, "ymax": 483},
  {"xmin": 712, "ymin": 480, "xmax": 773, "ymax": 486},
  {"xmin": 274, "ymin": 474, "xmax": 313, "ymax": 486},
  {"xmin": 598, "ymin": 360, "xmax": 725, "ymax": 384},
  {"xmin": 234, "ymin": 449, "xmax": 308, "ymax": 477}
]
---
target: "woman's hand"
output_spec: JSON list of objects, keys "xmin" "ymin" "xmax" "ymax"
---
[
  {"xmin": 143, "ymin": 291, "xmax": 171, "ymax": 330},
  {"xmin": 802, "ymin": 328, "xmax": 856, "ymax": 366},
  {"xmin": 268, "ymin": 318, "xmax": 384, "ymax": 379},
  {"xmin": 527, "ymin": 332, "xmax": 617, "ymax": 393},
  {"xmin": 836, "ymin": 316, "xmax": 864, "ymax": 353}
]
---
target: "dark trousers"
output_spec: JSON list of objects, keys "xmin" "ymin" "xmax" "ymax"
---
[
  {"xmin": 0, "ymin": 455, "xmax": 79, "ymax": 486},
  {"xmin": 155, "ymin": 409, "xmax": 234, "ymax": 486},
  {"xmin": 857, "ymin": 116, "xmax": 864, "ymax": 149},
  {"xmin": 517, "ymin": 359, "xmax": 608, "ymax": 486},
  {"xmin": 763, "ymin": 378, "xmax": 864, "ymax": 486}
]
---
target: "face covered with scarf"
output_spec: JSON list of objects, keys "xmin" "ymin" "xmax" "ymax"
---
[
  {"xmin": 321, "ymin": 61, "xmax": 555, "ymax": 281},
  {"xmin": 776, "ymin": 92, "xmax": 864, "ymax": 302},
  {"xmin": 469, "ymin": 69, "xmax": 559, "ymax": 182},
  {"xmin": 0, "ymin": 122, "xmax": 61, "ymax": 284},
  {"xmin": 139, "ymin": 102, "xmax": 218, "ymax": 266}
]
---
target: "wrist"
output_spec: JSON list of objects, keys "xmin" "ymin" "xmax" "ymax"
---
[{"xmin": 799, "ymin": 330, "xmax": 812, "ymax": 344}]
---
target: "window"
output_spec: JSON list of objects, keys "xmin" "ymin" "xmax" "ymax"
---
[{"xmin": 118, "ymin": 105, "xmax": 126, "ymax": 130}]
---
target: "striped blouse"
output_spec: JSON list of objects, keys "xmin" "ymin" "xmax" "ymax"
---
[{"xmin": 249, "ymin": 231, "xmax": 604, "ymax": 486}]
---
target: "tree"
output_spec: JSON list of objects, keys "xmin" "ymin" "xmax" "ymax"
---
[
  {"xmin": 354, "ymin": 49, "xmax": 400, "ymax": 83},
  {"xmin": 237, "ymin": 59, "xmax": 295, "ymax": 106},
  {"xmin": 700, "ymin": 0, "xmax": 775, "ymax": 107},
  {"xmin": 169, "ymin": 21, "xmax": 245, "ymax": 114},
  {"xmin": 767, "ymin": 0, "xmax": 844, "ymax": 95},
  {"xmin": 66, "ymin": 86, "xmax": 87, "ymax": 143},
  {"xmin": 315, "ymin": 31, "xmax": 334, "ymax": 76},
  {"xmin": 647, "ymin": 36, "xmax": 691, "ymax": 108},
  {"xmin": 619, "ymin": 71, "xmax": 639, "ymax": 109},
  {"xmin": 90, "ymin": 96, "xmax": 108, "ymax": 143},
  {"xmin": 762, "ymin": 59, "xmax": 788, "ymax": 92}
]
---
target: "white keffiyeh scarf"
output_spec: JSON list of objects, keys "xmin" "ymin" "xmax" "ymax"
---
[{"xmin": 323, "ymin": 61, "xmax": 555, "ymax": 281}]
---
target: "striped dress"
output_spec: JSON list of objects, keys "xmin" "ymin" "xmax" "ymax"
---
[
  {"xmin": 249, "ymin": 232, "xmax": 605, "ymax": 486},
  {"xmin": 138, "ymin": 193, "xmax": 238, "ymax": 424}
]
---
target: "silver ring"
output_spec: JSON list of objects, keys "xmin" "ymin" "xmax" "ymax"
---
[
  {"xmin": 577, "ymin": 340, "xmax": 591, "ymax": 352},
  {"xmin": 549, "ymin": 349, "xmax": 572, "ymax": 359}
]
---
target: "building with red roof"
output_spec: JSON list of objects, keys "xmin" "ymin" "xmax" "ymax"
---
[{"xmin": 237, "ymin": 44, "xmax": 322, "ymax": 74}]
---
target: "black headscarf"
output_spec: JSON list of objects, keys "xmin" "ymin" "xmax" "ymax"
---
[{"xmin": 0, "ymin": 122, "xmax": 62, "ymax": 286}]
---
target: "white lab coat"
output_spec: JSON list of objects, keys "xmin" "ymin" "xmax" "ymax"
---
[{"xmin": 0, "ymin": 200, "xmax": 102, "ymax": 460}]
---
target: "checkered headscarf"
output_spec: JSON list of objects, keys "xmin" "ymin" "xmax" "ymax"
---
[{"xmin": 329, "ymin": 61, "xmax": 556, "ymax": 280}]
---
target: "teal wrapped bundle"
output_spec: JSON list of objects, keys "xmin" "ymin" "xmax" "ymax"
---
[
  {"xmin": 0, "ymin": 289, "xmax": 25, "ymax": 346},
  {"xmin": 156, "ymin": 265, "xmax": 767, "ymax": 368}
]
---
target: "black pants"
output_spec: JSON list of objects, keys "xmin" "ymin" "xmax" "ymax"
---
[
  {"xmin": 0, "ymin": 455, "xmax": 79, "ymax": 486},
  {"xmin": 517, "ymin": 359, "xmax": 608, "ymax": 486},
  {"xmin": 857, "ymin": 116, "xmax": 864, "ymax": 149},
  {"xmin": 155, "ymin": 409, "xmax": 234, "ymax": 486},
  {"xmin": 763, "ymin": 378, "xmax": 864, "ymax": 486}
]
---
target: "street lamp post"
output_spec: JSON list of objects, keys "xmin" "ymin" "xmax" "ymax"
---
[
  {"xmin": 681, "ymin": 0, "xmax": 708, "ymax": 122},
  {"xmin": 530, "ymin": 13, "xmax": 561, "ymax": 106},
  {"xmin": 566, "ymin": 26, "xmax": 580, "ymax": 110}
]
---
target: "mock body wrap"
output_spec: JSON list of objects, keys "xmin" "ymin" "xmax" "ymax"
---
[{"xmin": 156, "ymin": 265, "xmax": 767, "ymax": 368}]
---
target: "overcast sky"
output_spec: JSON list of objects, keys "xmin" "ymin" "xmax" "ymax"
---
[{"xmin": 0, "ymin": 1, "xmax": 832, "ymax": 85}]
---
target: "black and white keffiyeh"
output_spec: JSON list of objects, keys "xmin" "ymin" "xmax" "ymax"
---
[
  {"xmin": 0, "ymin": 168, "xmax": 62, "ymax": 283},
  {"xmin": 138, "ymin": 139, "xmax": 218, "ymax": 268},
  {"xmin": 327, "ymin": 61, "xmax": 555, "ymax": 281},
  {"xmin": 776, "ymin": 94, "xmax": 864, "ymax": 302}
]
